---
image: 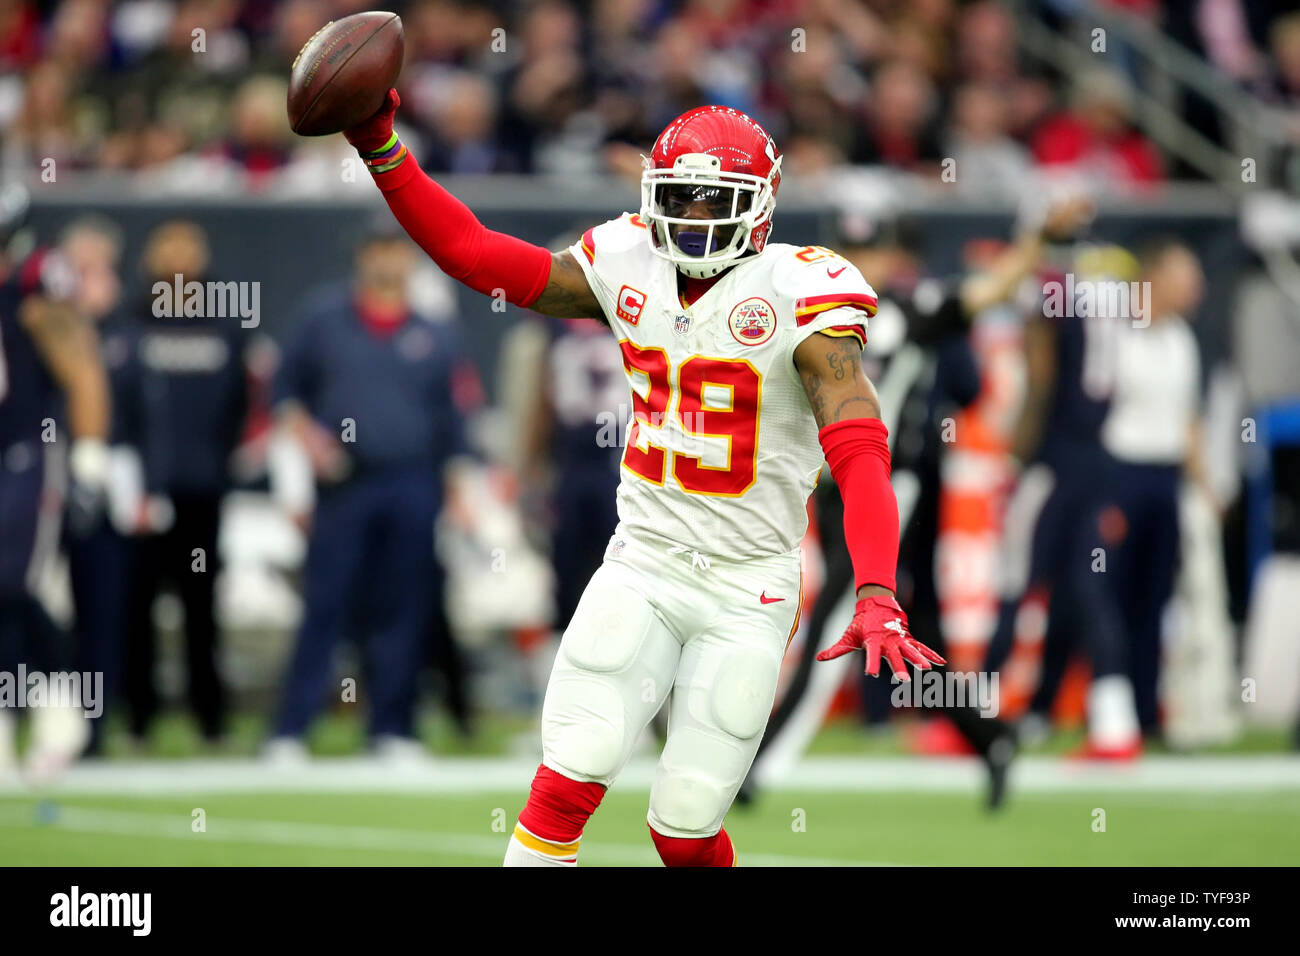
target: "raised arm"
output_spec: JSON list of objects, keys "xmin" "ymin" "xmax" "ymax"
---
[
  {"xmin": 531, "ymin": 251, "xmax": 604, "ymax": 320},
  {"xmin": 1011, "ymin": 314, "xmax": 1057, "ymax": 465},
  {"xmin": 22, "ymin": 281, "xmax": 112, "ymax": 532},
  {"xmin": 959, "ymin": 197, "xmax": 1093, "ymax": 318},
  {"xmin": 343, "ymin": 90, "xmax": 601, "ymax": 320},
  {"xmin": 22, "ymin": 294, "xmax": 109, "ymax": 445}
]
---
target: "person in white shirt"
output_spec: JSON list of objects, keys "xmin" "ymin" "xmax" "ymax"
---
[{"xmin": 1102, "ymin": 238, "xmax": 1207, "ymax": 737}]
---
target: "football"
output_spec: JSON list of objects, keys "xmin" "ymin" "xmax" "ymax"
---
[{"xmin": 287, "ymin": 11, "xmax": 404, "ymax": 137}]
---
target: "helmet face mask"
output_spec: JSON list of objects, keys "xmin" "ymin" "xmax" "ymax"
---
[
  {"xmin": 659, "ymin": 182, "xmax": 752, "ymax": 254},
  {"xmin": 659, "ymin": 183, "xmax": 751, "ymax": 221},
  {"xmin": 640, "ymin": 107, "xmax": 782, "ymax": 280}
]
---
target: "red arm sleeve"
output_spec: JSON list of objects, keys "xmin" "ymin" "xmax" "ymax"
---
[
  {"xmin": 369, "ymin": 153, "xmax": 553, "ymax": 308},
  {"xmin": 818, "ymin": 417, "xmax": 899, "ymax": 593}
]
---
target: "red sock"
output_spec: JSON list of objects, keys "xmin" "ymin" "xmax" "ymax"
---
[
  {"xmin": 516, "ymin": 765, "xmax": 606, "ymax": 844},
  {"xmin": 649, "ymin": 825, "xmax": 737, "ymax": 867}
]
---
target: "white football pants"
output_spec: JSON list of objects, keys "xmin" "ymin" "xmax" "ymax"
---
[{"xmin": 540, "ymin": 527, "xmax": 801, "ymax": 838}]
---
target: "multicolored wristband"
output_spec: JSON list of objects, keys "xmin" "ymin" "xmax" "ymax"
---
[{"xmin": 359, "ymin": 132, "xmax": 408, "ymax": 175}]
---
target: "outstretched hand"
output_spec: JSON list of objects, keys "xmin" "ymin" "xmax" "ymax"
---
[{"xmin": 816, "ymin": 595, "xmax": 946, "ymax": 681}]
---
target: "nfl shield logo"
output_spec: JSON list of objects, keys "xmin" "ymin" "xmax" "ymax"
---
[{"xmin": 673, "ymin": 312, "xmax": 692, "ymax": 335}]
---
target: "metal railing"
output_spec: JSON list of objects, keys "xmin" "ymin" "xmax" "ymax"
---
[{"xmin": 1007, "ymin": 0, "xmax": 1291, "ymax": 192}]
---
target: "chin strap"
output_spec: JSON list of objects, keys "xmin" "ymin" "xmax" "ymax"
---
[{"xmin": 677, "ymin": 261, "xmax": 729, "ymax": 279}]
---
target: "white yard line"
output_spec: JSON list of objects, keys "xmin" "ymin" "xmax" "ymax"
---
[
  {"xmin": 2, "ymin": 754, "xmax": 1299, "ymax": 797},
  {"xmin": 0, "ymin": 805, "xmax": 880, "ymax": 867}
]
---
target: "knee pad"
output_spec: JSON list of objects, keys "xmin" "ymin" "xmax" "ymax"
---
[
  {"xmin": 543, "ymin": 573, "xmax": 662, "ymax": 780},
  {"xmin": 542, "ymin": 676, "xmax": 626, "ymax": 780},
  {"xmin": 648, "ymin": 762, "xmax": 727, "ymax": 835},
  {"xmin": 710, "ymin": 650, "xmax": 778, "ymax": 740},
  {"xmin": 649, "ymin": 825, "xmax": 735, "ymax": 867}
]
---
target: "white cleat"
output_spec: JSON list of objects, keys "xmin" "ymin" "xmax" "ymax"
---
[
  {"xmin": 372, "ymin": 735, "xmax": 430, "ymax": 766},
  {"xmin": 261, "ymin": 736, "xmax": 312, "ymax": 767},
  {"xmin": 23, "ymin": 706, "xmax": 90, "ymax": 786},
  {"xmin": 1016, "ymin": 711, "xmax": 1051, "ymax": 748},
  {"xmin": 0, "ymin": 711, "xmax": 18, "ymax": 783}
]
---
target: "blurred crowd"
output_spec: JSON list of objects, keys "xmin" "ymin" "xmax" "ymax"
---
[{"xmin": 3, "ymin": 0, "xmax": 1300, "ymax": 192}]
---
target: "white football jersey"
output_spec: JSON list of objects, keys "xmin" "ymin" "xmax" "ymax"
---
[{"xmin": 568, "ymin": 213, "xmax": 879, "ymax": 558}]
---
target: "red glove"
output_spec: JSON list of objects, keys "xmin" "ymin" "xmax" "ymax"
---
[
  {"xmin": 344, "ymin": 88, "xmax": 400, "ymax": 153},
  {"xmin": 816, "ymin": 596, "xmax": 945, "ymax": 681}
]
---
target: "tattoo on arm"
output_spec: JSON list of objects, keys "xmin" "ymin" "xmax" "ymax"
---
[
  {"xmin": 795, "ymin": 333, "xmax": 882, "ymax": 429},
  {"xmin": 825, "ymin": 341, "xmax": 853, "ymax": 382},
  {"xmin": 529, "ymin": 251, "xmax": 606, "ymax": 321}
]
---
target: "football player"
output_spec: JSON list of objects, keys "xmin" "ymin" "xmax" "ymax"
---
[
  {"xmin": 984, "ymin": 235, "xmax": 1143, "ymax": 758},
  {"xmin": 0, "ymin": 185, "xmax": 110, "ymax": 777},
  {"xmin": 344, "ymin": 93, "xmax": 944, "ymax": 866}
]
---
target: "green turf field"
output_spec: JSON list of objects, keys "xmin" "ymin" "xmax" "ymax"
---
[
  {"xmin": 2, "ymin": 713, "xmax": 1296, "ymax": 866},
  {"xmin": 1, "ymin": 786, "xmax": 1298, "ymax": 866}
]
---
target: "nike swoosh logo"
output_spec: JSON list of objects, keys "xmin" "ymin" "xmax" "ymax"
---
[
  {"xmin": 827, "ymin": 266, "xmax": 846, "ymax": 279},
  {"xmin": 759, "ymin": 592, "xmax": 785, "ymax": 604}
]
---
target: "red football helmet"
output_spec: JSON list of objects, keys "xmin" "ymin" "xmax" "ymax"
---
[{"xmin": 640, "ymin": 105, "xmax": 782, "ymax": 279}]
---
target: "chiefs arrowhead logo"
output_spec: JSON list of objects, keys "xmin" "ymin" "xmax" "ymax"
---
[{"xmin": 728, "ymin": 297, "xmax": 777, "ymax": 347}]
